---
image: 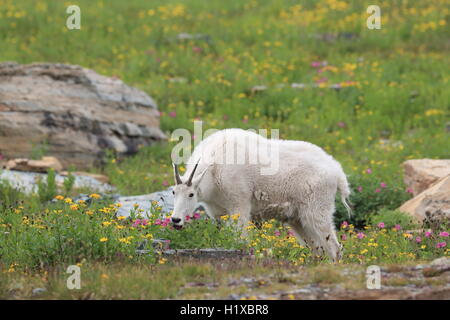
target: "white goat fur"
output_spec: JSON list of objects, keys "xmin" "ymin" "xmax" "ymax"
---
[{"xmin": 172, "ymin": 128, "xmax": 351, "ymax": 262}]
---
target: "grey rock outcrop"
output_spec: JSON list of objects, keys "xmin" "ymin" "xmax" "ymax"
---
[
  {"xmin": 0, "ymin": 169, "xmax": 115, "ymax": 194},
  {"xmin": 0, "ymin": 62, "xmax": 166, "ymax": 169}
]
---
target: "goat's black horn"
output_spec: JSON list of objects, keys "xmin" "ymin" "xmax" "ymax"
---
[
  {"xmin": 186, "ymin": 159, "xmax": 201, "ymax": 186},
  {"xmin": 173, "ymin": 164, "xmax": 182, "ymax": 185}
]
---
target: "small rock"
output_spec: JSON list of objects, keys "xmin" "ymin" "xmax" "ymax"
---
[
  {"xmin": 291, "ymin": 83, "xmax": 306, "ymax": 89},
  {"xmin": 430, "ymin": 257, "xmax": 450, "ymax": 267},
  {"xmin": 251, "ymin": 85, "xmax": 268, "ymax": 93},
  {"xmin": 176, "ymin": 33, "xmax": 211, "ymax": 42},
  {"xmin": 5, "ymin": 156, "xmax": 63, "ymax": 173},
  {"xmin": 32, "ymin": 287, "xmax": 47, "ymax": 296}
]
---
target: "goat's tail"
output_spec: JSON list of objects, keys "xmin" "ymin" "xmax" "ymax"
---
[{"xmin": 337, "ymin": 171, "xmax": 352, "ymax": 218}]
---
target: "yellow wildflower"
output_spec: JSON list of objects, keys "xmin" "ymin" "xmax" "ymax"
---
[{"xmin": 231, "ymin": 213, "xmax": 240, "ymax": 221}]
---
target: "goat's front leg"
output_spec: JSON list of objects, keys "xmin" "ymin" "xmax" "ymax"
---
[{"xmin": 202, "ymin": 202, "xmax": 227, "ymax": 220}]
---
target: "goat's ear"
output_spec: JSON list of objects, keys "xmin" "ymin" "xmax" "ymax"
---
[{"xmin": 192, "ymin": 166, "xmax": 209, "ymax": 188}]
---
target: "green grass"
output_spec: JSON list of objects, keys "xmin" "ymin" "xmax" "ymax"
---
[
  {"xmin": 1, "ymin": 0, "xmax": 448, "ymax": 191},
  {"xmin": 0, "ymin": 0, "xmax": 449, "ymax": 298}
]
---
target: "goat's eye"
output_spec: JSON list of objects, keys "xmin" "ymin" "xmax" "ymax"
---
[
  {"xmin": 189, "ymin": 193, "xmax": 194, "ymax": 198},
  {"xmin": 172, "ymin": 191, "xmax": 175, "ymax": 195}
]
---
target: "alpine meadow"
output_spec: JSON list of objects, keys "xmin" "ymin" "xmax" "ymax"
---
[{"xmin": 0, "ymin": 0, "xmax": 449, "ymax": 300}]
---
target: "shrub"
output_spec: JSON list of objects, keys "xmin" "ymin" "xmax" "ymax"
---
[
  {"xmin": 335, "ymin": 173, "xmax": 411, "ymax": 228},
  {"xmin": 37, "ymin": 169, "xmax": 57, "ymax": 203},
  {"xmin": 0, "ymin": 179, "xmax": 24, "ymax": 209},
  {"xmin": 63, "ymin": 171, "xmax": 76, "ymax": 196},
  {"xmin": 370, "ymin": 209, "xmax": 415, "ymax": 229}
]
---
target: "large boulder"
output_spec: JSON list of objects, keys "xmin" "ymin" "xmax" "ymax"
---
[
  {"xmin": 402, "ymin": 159, "xmax": 450, "ymax": 196},
  {"xmin": 0, "ymin": 62, "xmax": 166, "ymax": 169},
  {"xmin": 399, "ymin": 175, "xmax": 450, "ymax": 224}
]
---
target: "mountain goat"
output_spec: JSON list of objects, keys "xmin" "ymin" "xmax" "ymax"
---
[{"xmin": 170, "ymin": 129, "xmax": 351, "ymax": 262}]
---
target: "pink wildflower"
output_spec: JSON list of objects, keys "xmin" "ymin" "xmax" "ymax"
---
[
  {"xmin": 193, "ymin": 212, "xmax": 201, "ymax": 219},
  {"xmin": 394, "ymin": 224, "xmax": 402, "ymax": 231},
  {"xmin": 357, "ymin": 232, "xmax": 365, "ymax": 239},
  {"xmin": 425, "ymin": 231, "xmax": 432, "ymax": 238},
  {"xmin": 154, "ymin": 219, "xmax": 161, "ymax": 225},
  {"xmin": 161, "ymin": 218, "xmax": 171, "ymax": 227},
  {"xmin": 357, "ymin": 186, "xmax": 363, "ymax": 192},
  {"xmin": 436, "ymin": 242, "xmax": 446, "ymax": 249},
  {"xmin": 439, "ymin": 231, "xmax": 449, "ymax": 237},
  {"xmin": 380, "ymin": 182, "xmax": 387, "ymax": 188},
  {"xmin": 132, "ymin": 219, "xmax": 141, "ymax": 227},
  {"xmin": 377, "ymin": 222, "xmax": 385, "ymax": 228},
  {"xmin": 415, "ymin": 237, "xmax": 422, "ymax": 243},
  {"xmin": 375, "ymin": 188, "xmax": 381, "ymax": 193},
  {"xmin": 315, "ymin": 77, "xmax": 328, "ymax": 84},
  {"xmin": 366, "ymin": 168, "xmax": 372, "ymax": 174}
]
